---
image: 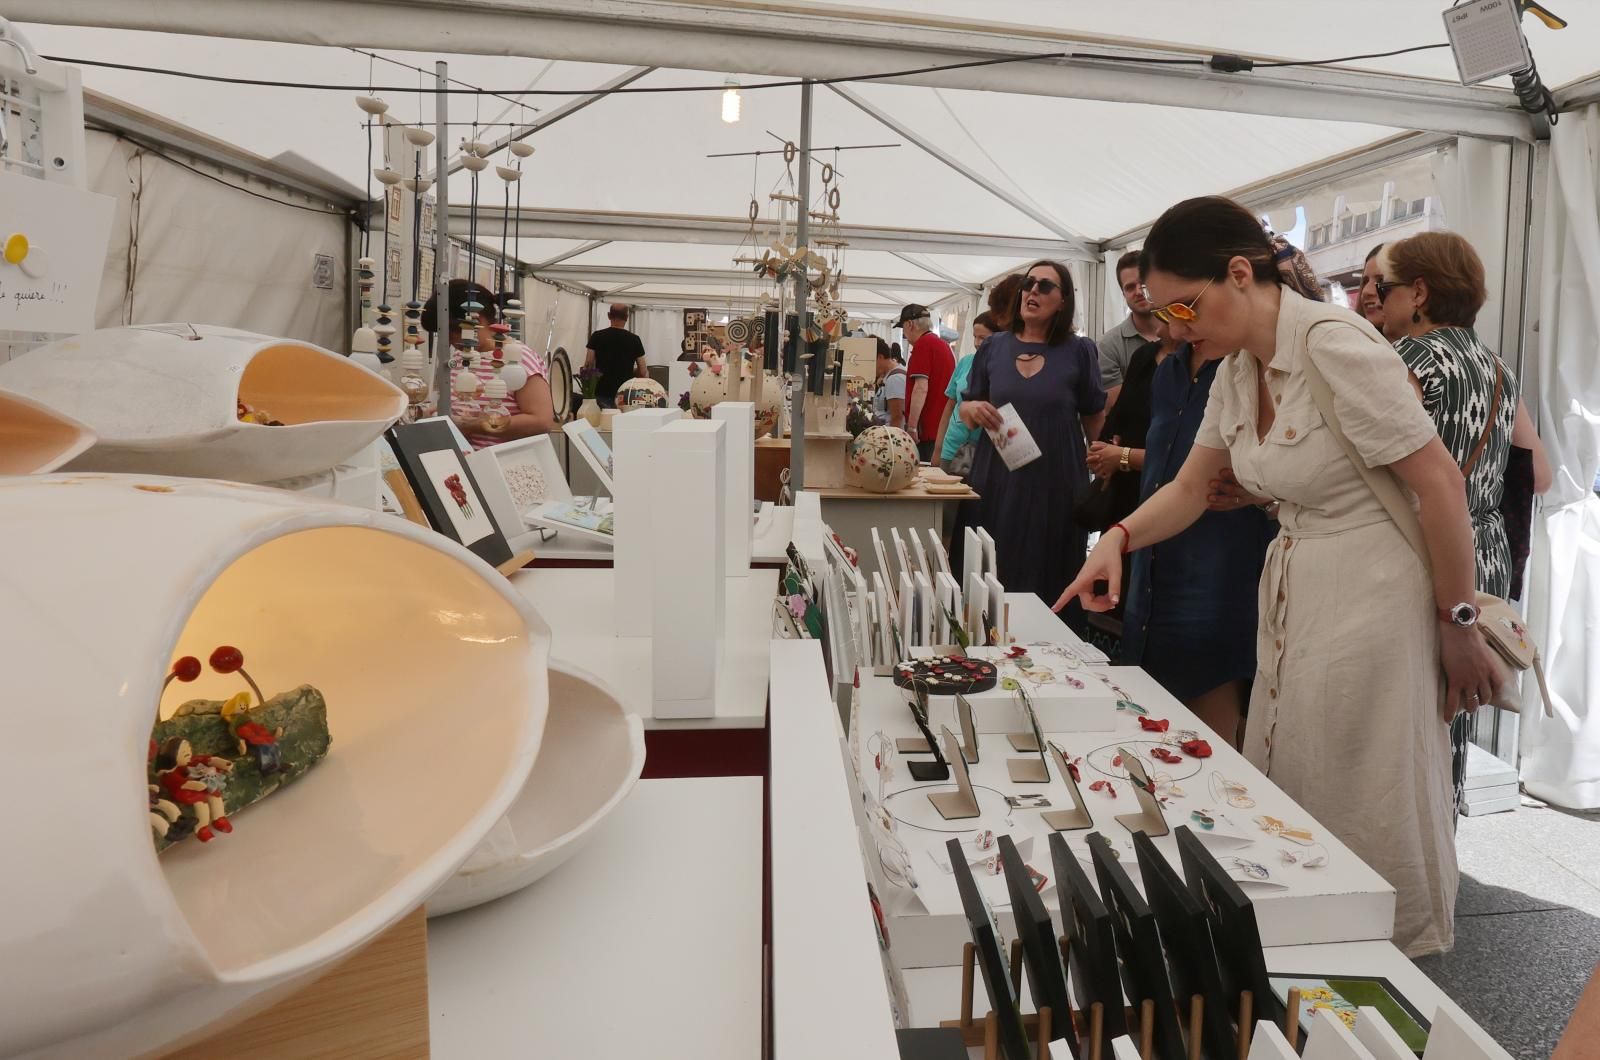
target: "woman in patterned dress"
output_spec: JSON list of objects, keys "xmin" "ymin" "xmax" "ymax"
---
[
  {"xmin": 1374, "ymin": 232, "xmax": 1551, "ymax": 804},
  {"xmin": 1057, "ymin": 197, "xmax": 1503, "ymax": 956}
]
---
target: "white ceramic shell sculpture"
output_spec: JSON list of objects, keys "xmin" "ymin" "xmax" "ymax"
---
[
  {"xmin": 614, "ymin": 376, "xmax": 669, "ymax": 414},
  {"xmin": 0, "ymin": 388, "xmax": 95, "ymax": 474},
  {"xmin": 845, "ymin": 425, "xmax": 919, "ymax": 493},
  {"xmin": 0, "ymin": 324, "xmax": 407, "ymax": 484},
  {"xmin": 0, "ymin": 474, "xmax": 551, "ymax": 1059}
]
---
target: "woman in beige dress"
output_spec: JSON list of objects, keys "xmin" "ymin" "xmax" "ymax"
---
[{"xmin": 1057, "ymin": 197, "xmax": 1502, "ymax": 957}]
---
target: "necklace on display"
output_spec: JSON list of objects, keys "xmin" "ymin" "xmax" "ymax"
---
[{"xmin": 1208, "ymin": 771, "xmax": 1256, "ymax": 809}]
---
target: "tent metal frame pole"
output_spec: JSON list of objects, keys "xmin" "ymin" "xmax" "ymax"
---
[
  {"xmin": 830, "ymin": 83, "xmax": 1096, "ymax": 259},
  {"xmin": 531, "ymin": 263, "xmax": 958, "ymax": 294},
  {"xmin": 789, "ymin": 78, "xmax": 813, "ymax": 493},
  {"xmin": 534, "ymin": 239, "xmax": 611, "ymax": 268},
  {"xmin": 888, "ymin": 250, "xmax": 981, "ymax": 293},
  {"xmin": 431, "ymin": 59, "xmax": 452, "ymax": 413}
]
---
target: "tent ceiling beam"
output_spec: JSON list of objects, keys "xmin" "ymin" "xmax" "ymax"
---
[
  {"xmin": 26, "ymin": 0, "xmax": 1533, "ymax": 141},
  {"xmin": 530, "ymin": 263, "xmax": 958, "ymax": 294},
  {"xmin": 1555, "ymin": 73, "xmax": 1600, "ymax": 111},
  {"xmin": 441, "ymin": 64, "xmax": 654, "ymax": 178},
  {"xmin": 1102, "ymin": 130, "xmax": 1457, "ymax": 250},
  {"xmin": 888, "ymin": 250, "xmax": 980, "ymax": 293},
  {"xmin": 829, "ymin": 84, "xmax": 1095, "ymax": 258},
  {"xmin": 534, "ymin": 238, "xmax": 611, "ymax": 267},
  {"xmin": 622, "ymin": 292, "xmax": 894, "ymax": 315},
  {"xmin": 465, "ymin": 205, "xmax": 1085, "ymax": 257}
]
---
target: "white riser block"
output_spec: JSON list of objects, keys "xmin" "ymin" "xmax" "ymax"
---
[{"xmin": 651, "ymin": 419, "xmax": 727, "ymax": 719}]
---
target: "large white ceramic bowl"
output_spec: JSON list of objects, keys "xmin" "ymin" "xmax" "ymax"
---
[
  {"xmin": 428, "ymin": 663, "xmax": 646, "ymax": 916},
  {"xmin": 0, "ymin": 324, "xmax": 407, "ymax": 483},
  {"xmin": 0, "ymin": 388, "xmax": 95, "ymax": 473},
  {"xmin": 0, "ymin": 474, "xmax": 550, "ymax": 1059}
]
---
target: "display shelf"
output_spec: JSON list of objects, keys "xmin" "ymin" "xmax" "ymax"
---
[
  {"xmin": 510, "ymin": 501, "xmax": 796, "ymax": 568},
  {"xmin": 770, "ymin": 639, "xmax": 902, "ymax": 1059},
  {"xmin": 856, "ymin": 661, "xmax": 1395, "ymax": 968},
  {"xmin": 508, "ymin": 567, "xmax": 774, "ymax": 730},
  {"xmin": 428, "ymin": 776, "xmax": 763, "ymax": 1060}
]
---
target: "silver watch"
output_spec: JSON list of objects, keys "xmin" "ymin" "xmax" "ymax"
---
[{"xmin": 1438, "ymin": 602, "xmax": 1481, "ymax": 628}]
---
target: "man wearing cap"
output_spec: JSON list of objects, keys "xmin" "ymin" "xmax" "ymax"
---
[
  {"xmin": 585, "ymin": 303, "xmax": 648, "ymax": 409},
  {"xmin": 897, "ymin": 303, "xmax": 955, "ymax": 463}
]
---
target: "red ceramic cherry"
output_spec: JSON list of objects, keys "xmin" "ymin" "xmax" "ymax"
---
[
  {"xmin": 170, "ymin": 656, "xmax": 201, "ymax": 682},
  {"xmin": 210, "ymin": 645, "xmax": 244, "ymax": 673}
]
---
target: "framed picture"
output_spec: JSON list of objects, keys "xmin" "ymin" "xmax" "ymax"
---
[
  {"xmin": 948, "ymin": 839, "xmax": 1034, "ymax": 1060},
  {"xmin": 484, "ymin": 434, "xmax": 571, "ymax": 514},
  {"xmin": 562, "ymin": 419, "xmax": 616, "ymax": 495},
  {"xmin": 1050, "ymin": 831, "xmax": 1128, "ymax": 1048},
  {"xmin": 385, "ymin": 420, "xmax": 514, "ymax": 568},
  {"xmin": 998, "ymin": 835, "xmax": 1080, "ymax": 1056},
  {"xmin": 1088, "ymin": 832, "xmax": 1187, "ymax": 1060}
]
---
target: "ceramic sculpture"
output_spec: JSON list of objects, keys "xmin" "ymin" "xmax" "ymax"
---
[
  {"xmin": 0, "ymin": 325, "xmax": 407, "ymax": 483},
  {"xmin": 845, "ymin": 425, "xmax": 919, "ymax": 493},
  {"xmin": 688, "ymin": 364, "xmax": 780, "ymax": 436},
  {"xmin": 0, "ymin": 388, "xmax": 95, "ymax": 474},
  {"xmin": 429, "ymin": 664, "xmax": 646, "ymax": 916},
  {"xmin": 615, "ymin": 376, "xmax": 669, "ymax": 414},
  {"xmin": 0, "ymin": 474, "xmax": 551, "ymax": 1060}
]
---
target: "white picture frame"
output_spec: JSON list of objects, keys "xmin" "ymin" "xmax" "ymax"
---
[
  {"xmin": 914, "ymin": 572, "xmax": 936, "ymax": 645},
  {"xmin": 926, "ymin": 528, "xmax": 951, "ymax": 577},
  {"xmin": 908, "ymin": 530, "xmax": 931, "ymax": 581},
  {"xmin": 871, "ymin": 528, "xmax": 895, "ymax": 599},
  {"xmin": 486, "ymin": 434, "xmax": 573, "ymax": 514},
  {"xmin": 891, "ymin": 529, "xmax": 914, "ymax": 589},
  {"xmin": 562, "ymin": 419, "xmax": 617, "ymax": 496},
  {"xmin": 464, "ymin": 447, "xmax": 526, "ymax": 537}
]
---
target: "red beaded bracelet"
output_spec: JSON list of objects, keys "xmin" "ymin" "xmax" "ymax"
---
[{"xmin": 1110, "ymin": 522, "xmax": 1133, "ymax": 554}]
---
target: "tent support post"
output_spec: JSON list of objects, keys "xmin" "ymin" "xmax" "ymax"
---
[
  {"xmin": 789, "ymin": 78, "xmax": 813, "ymax": 494},
  {"xmin": 431, "ymin": 60, "xmax": 453, "ymax": 415}
]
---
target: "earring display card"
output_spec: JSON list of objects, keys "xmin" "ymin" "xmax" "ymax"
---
[
  {"xmin": 914, "ymin": 572, "xmax": 936, "ymax": 646},
  {"xmin": 1132, "ymin": 832, "xmax": 1235, "ymax": 1060},
  {"xmin": 1087, "ymin": 833, "xmax": 1188, "ymax": 1060},
  {"xmin": 926, "ymin": 527, "xmax": 951, "ymax": 577},
  {"xmin": 1114, "ymin": 747, "xmax": 1169, "ymax": 838},
  {"xmin": 1175, "ymin": 826, "xmax": 1286, "ymax": 1030},
  {"xmin": 872, "ymin": 528, "xmax": 896, "ymax": 599},
  {"xmin": 966, "ymin": 570, "xmax": 987, "ymax": 646},
  {"xmin": 908, "ymin": 529, "xmax": 932, "ymax": 581},
  {"xmin": 978, "ymin": 528, "xmax": 998, "ymax": 579},
  {"xmin": 963, "ymin": 527, "xmax": 982, "ymax": 590},
  {"xmin": 1050, "ymin": 831, "xmax": 1128, "ymax": 1046},
  {"xmin": 873, "ymin": 572, "xmax": 897, "ymax": 665},
  {"xmin": 937, "ymin": 571, "xmax": 964, "ymax": 643},
  {"xmin": 948, "ymin": 839, "xmax": 1035, "ymax": 1060},
  {"xmin": 385, "ymin": 422, "xmax": 514, "ymax": 569},
  {"xmin": 997, "ymin": 835, "xmax": 1081, "ymax": 1057},
  {"xmin": 891, "ymin": 529, "xmax": 915, "ymax": 591},
  {"xmin": 898, "ymin": 571, "xmax": 917, "ymax": 650},
  {"xmin": 1041, "ymin": 743, "xmax": 1093, "ymax": 831},
  {"xmin": 985, "ymin": 573, "xmax": 1006, "ymax": 646},
  {"xmin": 928, "ymin": 726, "xmax": 980, "ymax": 820}
]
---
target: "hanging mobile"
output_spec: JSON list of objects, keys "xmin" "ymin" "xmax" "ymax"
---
[{"xmin": 351, "ymin": 85, "xmax": 388, "ymax": 363}]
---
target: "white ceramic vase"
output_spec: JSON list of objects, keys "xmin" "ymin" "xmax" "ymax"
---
[
  {"xmin": 0, "ymin": 324, "xmax": 407, "ymax": 483},
  {"xmin": 0, "ymin": 388, "xmax": 95, "ymax": 474},
  {"xmin": 845, "ymin": 425, "xmax": 920, "ymax": 493},
  {"xmin": 0, "ymin": 474, "xmax": 551, "ymax": 1059},
  {"xmin": 428, "ymin": 663, "xmax": 645, "ymax": 916},
  {"xmin": 578, "ymin": 397, "xmax": 604, "ymax": 427}
]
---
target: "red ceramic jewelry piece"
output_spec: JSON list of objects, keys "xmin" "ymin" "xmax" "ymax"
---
[
  {"xmin": 1138, "ymin": 716, "xmax": 1170, "ymax": 733},
  {"xmin": 209, "ymin": 645, "xmax": 244, "ymax": 674},
  {"xmin": 1180, "ymin": 738, "xmax": 1213, "ymax": 759},
  {"xmin": 1152, "ymin": 747, "xmax": 1183, "ymax": 765},
  {"xmin": 170, "ymin": 656, "xmax": 202, "ymax": 682}
]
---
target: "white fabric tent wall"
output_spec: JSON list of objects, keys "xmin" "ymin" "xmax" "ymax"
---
[
  {"xmin": 86, "ymin": 129, "xmax": 351, "ymax": 351},
  {"xmin": 1431, "ymin": 138, "xmax": 1513, "ymax": 349},
  {"xmin": 1522, "ymin": 105, "xmax": 1600, "ymax": 810}
]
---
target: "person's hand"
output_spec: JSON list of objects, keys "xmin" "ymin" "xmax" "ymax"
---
[
  {"xmin": 1087, "ymin": 436, "xmax": 1123, "ymax": 478},
  {"xmin": 960, "ymin": 400, "xmax": 1004, "ymax": 432},
  {"xmin": 454, "ymin": 415, "xmax": 485, "ymax": 435},
  {"xmin": 1438, "ymin": 623, "xmax": 1506, "ymax": 722},
  {"xmin": 1053, "ymin": 532, "xmax": 1124, "ymax": 613},
  {"xmin": 1206, "ymin": 467, "xmax": 1269, "ymax": 512}
]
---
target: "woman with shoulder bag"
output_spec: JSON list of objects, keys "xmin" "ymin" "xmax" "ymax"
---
[{"xmin": 1057, "ymin": 197, "xmax": 1501, "ymax": 958}]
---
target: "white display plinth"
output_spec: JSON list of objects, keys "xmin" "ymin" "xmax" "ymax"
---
[
  {"xmin": 611, "ymin": 407, "xmax": 681, "ymax": 637},
  {"xmin": 651, "ymin": 419, "xmax": 727, "ymax": 719},
  {"xmin": 710, "ymin": 402, "xmax": 755, "ymax": 578}
]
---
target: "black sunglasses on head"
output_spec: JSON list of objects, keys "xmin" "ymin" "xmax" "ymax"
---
[{"xmin": 1021, "ymin": 276, "xmax": 1060, "ymax": 296}]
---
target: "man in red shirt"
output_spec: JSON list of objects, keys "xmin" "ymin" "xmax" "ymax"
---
[{"xmin": 896, "ymin": 304, "xmax": 955, "ymax": 463}]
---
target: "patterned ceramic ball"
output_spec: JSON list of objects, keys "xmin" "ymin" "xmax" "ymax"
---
[
  {"xmin": 615, "ymin": 376, "xmax": 668, "ymax": 414},
  {"xmin": 845, "ymin": 425, "xmax": 919, "ymax": 493},
  {"xmin": 690, "ymin": 370, "xmax": 783, "ymax": 438}
]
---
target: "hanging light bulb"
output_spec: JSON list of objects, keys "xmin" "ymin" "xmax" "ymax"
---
[
  {"xmin": 481, "ymin": 376, "xmax": 510, "ymax": 433},
  {"xmin": 721, "ymin": 80, "xmax": 742, "ymax": 124}
]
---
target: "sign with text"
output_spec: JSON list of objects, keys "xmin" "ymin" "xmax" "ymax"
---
[{"xmin": 0, "ymin": 173, "xmax": 114, "ymax": 334}]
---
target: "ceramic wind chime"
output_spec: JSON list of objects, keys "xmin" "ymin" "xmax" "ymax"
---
[
  {"xmin": 398, "ymin": 121, "xmax": 436, "ymax": 420},
  {"xmin": 351, "ymin": 94, "xmax": 389, "ymax": 364},
  {"xmin": 503, "ymin": 133, "xmax": 534, "ymax": 344},
  {"xmin": 370, "ymin": 109, "xmax": 404, "ymax": 366}
]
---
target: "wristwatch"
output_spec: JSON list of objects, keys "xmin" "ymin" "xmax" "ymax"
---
[
  {"xmin": 1118, "ymin": 447, "xmax": 1132, "ymax": 473},
  {"xmin": 1438, "ymin": 602, "xmax": 1481, "ymax": 628}
]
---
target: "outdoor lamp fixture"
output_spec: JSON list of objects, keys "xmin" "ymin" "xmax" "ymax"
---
[
  {"xmin": 722, "ymin": 80, "xmax": 742, "ymax": 124},
  {"xmin": 1442, "ymin": 0, "xmax": 1565, "ymax": 122}
]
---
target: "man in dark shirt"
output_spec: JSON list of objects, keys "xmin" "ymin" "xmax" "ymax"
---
[{"xmin": 585, "ymin": 303, "xmax": 647, "ymax": 407}]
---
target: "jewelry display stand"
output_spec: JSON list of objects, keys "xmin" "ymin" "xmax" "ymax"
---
[
  {"xmin": 955, "ymin": 693, "xmax": 980, "ymax": 764},
  {"xmin": 927, "ymin": 726, "xmax": 980, "ymax": 820},
  {"xmin": 1041, "ymin": 742, "xmax": 1093, "ymax": 831},
  {"xmin": 162, "ymin": 908, "xmax": 428, "ymax": 1059},
  {"xmin": 612, "ymin": 407, "xmax": 680, "ymax": 637},
  {"xmin": 710, "ymin": 402, "xmax": 754, "ymax": 577},
  {"xmin": 1114, "ymin": 747, "xmax": 1170, "ymax": 838},
  {"xmin": 650, "ymin": 419, "xmax": 726, "ymax": 719},
  {"xmin": 1006, "ymin": 691, "xmax": 1051, "ymax": 783}
]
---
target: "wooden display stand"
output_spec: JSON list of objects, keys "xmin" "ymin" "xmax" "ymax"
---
[
  {"xmin": 163, "ymin": 907, "xmax": 429, "ymax": 1059},
  {"xmin": 937, "ymin": 938, "xmax": 1294, "ymax": 1060}
]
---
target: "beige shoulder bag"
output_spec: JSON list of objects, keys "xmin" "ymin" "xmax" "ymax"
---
[{"xmin": 1301, "ymin": 329, "xmax": 1552, "ymax": 717}]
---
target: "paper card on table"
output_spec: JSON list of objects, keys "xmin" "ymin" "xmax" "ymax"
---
[
  {"xmin": 985, "ymin": 402, "xmax": 1042, "ymax": 471},
  {"xmin": 914, "ymin": 572, "xmax": 936, "ymax": 646},
  {"xmin": 891, "ymin": 528, "xmax": 915, "ymax": 587},
  {"xmin": 963, "ymin": 526, "xmax": 983, "ymax": 588},
  {"xmin": 872, "ymin": 573, "xmax": 896, "ymax": 663},
  {"xmin": 898, "ymin": 572, "xmax": 916, "ymax": 650},
  {"xmin": 966, "ymin": 570, "xmax": 987, "ymax": 644},
  {"xmin": 977, "ymin": 527, "xmax": 997, "ymax": 579},
  {"xmin": 0, "ymin": 173, "xmax": 115, "ymax": 334},
  {"xmin": 908, "ymin": 530, "xmax": 931, "ymax": 580},
  {"xmin": 872, "ymin": 527, "xmax": 895, "ymax": 592},
  {"xmin": 926, "ymin": 528, "xmax": 951, "ymax": 576}
]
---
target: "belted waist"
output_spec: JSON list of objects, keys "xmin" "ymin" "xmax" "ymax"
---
[{"xmin": 1272, "ymin": 505, "xmax": 1393, "ymax": 541}]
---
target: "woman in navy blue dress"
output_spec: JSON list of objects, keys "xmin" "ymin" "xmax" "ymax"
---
[
  {"xmin": 959, "ymin": 261, "xmax": 1106, "ymax": 629},
  {"xmin": 1116, "ymin": 340, "xmax": 1277, "ymax": 740}
]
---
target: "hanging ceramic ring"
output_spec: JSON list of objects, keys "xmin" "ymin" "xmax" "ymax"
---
[
  {"xmin": 828, "ymin": 186, "xmax": 842, "ymax": 211},
  {"xmin": 783, "ymin": 140, "xmax": 797, "ymax": 164},
  {"xmin": 820, "ymin": 162, "xmax": 834, "ymax": 184},
  {"xmin": 748, "ymin": 199, "xmax": 760, "ymax": 223}
]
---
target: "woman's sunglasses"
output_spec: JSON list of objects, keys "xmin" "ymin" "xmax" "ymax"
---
[
  {"xmin": 1021, "ymin": 276, "xmax": 1060, "ymax": 296},
  {"xmin": 1144, "ymin": 276, "xmax": 1213, "ymax": 324},
  {"xmin": 1374, "ymin": 280, "xmax": 1406, "ymax": 302}
]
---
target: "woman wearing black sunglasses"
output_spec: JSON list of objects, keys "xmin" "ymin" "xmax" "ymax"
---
[
  {"xmin": 958, "ymin": 260, "xmax": 1106, "ymax": 628},
  {"xmin": 1058, "ymin": 196, "xmax": 1501, "ymax": 959}
]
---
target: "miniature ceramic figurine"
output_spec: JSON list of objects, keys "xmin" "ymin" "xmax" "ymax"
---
[
  {"xmin": 222, "ymin": 692, "xmax": 284, "ymax": 775},
  {"xmin": 154, "ymin": 737, "xmax": 235, "ymax": 843}
]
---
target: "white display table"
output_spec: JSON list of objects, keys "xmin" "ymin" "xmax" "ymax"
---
[
  {"xmin": 428, "ymin": 776, "xmax": 763, "ymax": 1059},
  {"xmin": 855, "ymin": 663, "xmax": 1395, "ymax": 967},
  {"xmin": 509, "ymin": 501, "xmax": 795, "ymax": 567},
  {"xmin": 509, "ymin": 567, "xmax": 775, "ymax": 730}
]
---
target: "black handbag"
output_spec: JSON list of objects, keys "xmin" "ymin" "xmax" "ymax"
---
[{"xmin": 1502, "ymin": 445, "xmax": 1535, "ymax": 601}]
